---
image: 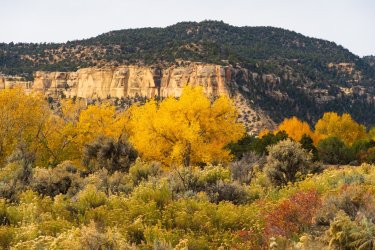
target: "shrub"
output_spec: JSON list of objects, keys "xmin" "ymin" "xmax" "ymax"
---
[
  {"xmin": 317, "ymin": 137, "xmax": 355, "ymax": 165},
  {"xmin": 362, "ymin": 147, "xmax": 375, "ymax": 163},
  {"xmin": 326, "ymin": 210, "xmax": 375, "ymax": 249},
  {"xmin": 168, "ymin": 165, "xmax": 231, "ymax": 195},
  {"xmin": 316, "ymin": 185, "xmax": 375, "ymax": 226},
  {"xmin": 131, "ymin": 182, "xmax": 172, "ymax": 209},
  {"xmin": 81, "ymin": 169, "xmax": 134, "ymax": 196},
  {"xmin": 197, "ymin": 164, "xmax": 231, "ymax": 186},
  {"xmin": 265, "ymin": 190, "xmax": 321, "ymax": 238},
  {"xmin": 0, "ymin": 144, "xmax": 35, "ymax": 201},
  {"xmin": 82, "ymin": 136, "xmax": 138, "ymax": 173},
  {"xmin": 0, "ymin": 199, "xmax": 10, "ymax": 226},
  {"xmin": 252, "ymin": 131, "xmax": 289, "ymax": 155},
  {"xmin": 299, "ymin": 134, "xmax": 319, "ymax": 161},
  {"xmin": 74, "ymin": 185, "xmax": 107, "ymax": 213},
  {"xmin": 227, "ymin": 135, "xmax": 257, "ymax": 159},
  {"xmin": 230, "ymin": 152, "xmax": 265, "ymax": 184},
  {"xmin": 106, "ymin": 171, "xmax": 134, "ymax": 194},
  {"xmin": 31, "ymin": 161, "xmax": 81, "ymax": 197},
  {"xmin": 264, "ymin": 139, "xmax": 312, "ymax": 186},
  {"xmin": 129, "ymin": 160, "xmax": 161, "ymax": 186},
  {"xmin": 206, "ymin": 181, "xmax": 250, "ymax": 205},
  {"xmin": 351, "ymin": 139, "xmax": 375, "ymax": 162},
  {"xmin": 0, "ymin": 226, "xmax": 15, "ymax": 249},
  {"xmin": 127, "ymin": 218, "xmax": 145, "ymax": 244}
]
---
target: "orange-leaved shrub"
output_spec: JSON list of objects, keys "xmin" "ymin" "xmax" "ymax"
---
[{"xmin": 264, "ymin": 189, "xmax": 321, "ymax": 238}]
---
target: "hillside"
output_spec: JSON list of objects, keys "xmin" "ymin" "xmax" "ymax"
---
[{"xmin": 1, "ymin": 20, "xmax": 374, "ymax": 127}]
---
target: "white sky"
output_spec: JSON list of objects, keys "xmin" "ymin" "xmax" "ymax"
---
[{"xmin": 0, "ymin": 0, "xmax": 374, "ymax": 56}]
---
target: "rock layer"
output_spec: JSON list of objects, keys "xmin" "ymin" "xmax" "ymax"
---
[
  {"xmin": 0, "ymin": 75, "xmax": 32, "ymax": 90},
  {"xmin": 32, "ymin": 63, "xmax": 229, "ymax": 99}
]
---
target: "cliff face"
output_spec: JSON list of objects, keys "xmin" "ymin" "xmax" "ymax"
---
[
  {"xmin": 0, "ymin": 75, "xmax": 32, "ymax": 90},
  {"xmin": 32, "ymin": 63, "xmax": 229, "ymax": 99}
]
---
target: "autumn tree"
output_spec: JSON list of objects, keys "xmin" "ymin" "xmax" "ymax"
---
[
  {"xmin": 60, "ymin": 98, "xmax": 87, "ymax": 123},
  {"xmin": 35, "ymin": 101, "xmax": 128, "ymax": 168},
  {"xmin": 33, "ymin": 99, "xmax": 88, "ymax": 167},
  {"xmin": 315, "ymin": 112, "xmax": 366, "ymax": 145},
  {"xmin": 276, "ymin": 116, "xmax": 317, "ymax": 143},
  {"xmin": 0, "ymin": 87, "xmax": 51, "ymax": 167},
  {"xmin": 127, "ymin": 86, "xmax": 245, "ymax": 167},
  {"xmin": 75, "ymin": 103, "xmax": 126, "ymax": 146}
]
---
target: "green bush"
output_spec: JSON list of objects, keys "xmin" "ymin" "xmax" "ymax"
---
[
  {"xmin": 326, "ymin": 210, "xmax": 375, "ymax": 249},
  {"xmin": 206, "ymin": 181, "xmax": 250, "ymax": 205},
  {"xmin": 129, "ymin": 160, "xmax": 161, "ymax": 186},
  {"xmin": 299, "ymin": 134, "xmax": 319, "ymax": 161},
  {"xmin": 252, "ymin": 131, "xmax": 289, "ymax": 155},
  {"xmin": 317, "ymin": 137, "xmax": 355, "ymax": 165},
  {"xmin": 74, "ymin": 185, "xmax": 107, "ymax": 213},
  {"xmin": 264, "ymin": 139, "xmax": 312, "ymax": 186},
  {"xmin": 82, "ymin": 136, "xmax": 138, "ymax": 173},
  {"xmin": 31, "ymin": 161, "xmax": 81, "ymax": 197},
  {"xmin": 0, "ymin": 226, "xmax": 15, "ymax": 249}
]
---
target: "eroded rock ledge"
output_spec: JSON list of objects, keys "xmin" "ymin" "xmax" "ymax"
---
[{"xmin": 32, "ymin": 62, "xmax": 231, "ymax": 99}]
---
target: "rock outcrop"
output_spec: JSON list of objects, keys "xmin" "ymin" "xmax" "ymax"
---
[
  {"xmin": 0, "ymin": 75, "xmax": 32, "ymax": 90},
  {"xmin": 32, "ymin": 63, "xmax": 229, "ymax": 99}
]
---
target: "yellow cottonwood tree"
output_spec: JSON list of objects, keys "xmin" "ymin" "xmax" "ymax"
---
[
  {"xmin": 314, "ymin": 112, "xmax": 366, "ymax": 145},
  {"xmin": 35, "ymin": 101, "xmax": 128, "ymax": 168},
  {"xmin": 74, "ymin": 103, "xmax": 127, "ymax": 148},
  {"xmin": 276, "ymin": 116, "xmax": 317, "ymax": 143},
  {"xmin": 60, "ymin": 98, "xmax": 87, "ymax": 123},
  {"xmin": 34, "ymin": 114, "xmax": 80, "ymax": 167},
  {"xmin": 0, "ymin": 87, "xmax": 51, "ymax": 166},
  {"xmin": 127, "ymin": 86, "xmax": 245, "ymax": 167},
  {"xmin": 34, "ymin": 99, "xmax": 88, "ymax": 167}
]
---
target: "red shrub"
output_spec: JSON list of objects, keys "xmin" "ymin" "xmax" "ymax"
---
[{"xmin": 264, "ymin": 189, "xmax": 321, "ymax": 237}]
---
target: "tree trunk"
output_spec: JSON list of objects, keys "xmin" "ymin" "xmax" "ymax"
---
[{"xmin": 183, "ymin": 143, "xmax": 191, "ymax": 167}]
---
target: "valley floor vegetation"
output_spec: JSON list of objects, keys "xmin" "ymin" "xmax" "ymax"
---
[{"xmin": 1, "ymin": 86, "xmax": 375, "ymax": 249}]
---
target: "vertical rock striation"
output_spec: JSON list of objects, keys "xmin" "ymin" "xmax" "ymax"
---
[{"xmin": 31, "ymin": 63, "xmax": 230, "ymax": 99}]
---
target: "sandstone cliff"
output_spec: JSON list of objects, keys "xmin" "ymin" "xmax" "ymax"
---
[
  {"xmin": 32, "ymin": 63, "xmax": 229, "ymax": 99},
  {"xmin": 0, "ymin": 75, "xmax": 32, "ymax": 90}
]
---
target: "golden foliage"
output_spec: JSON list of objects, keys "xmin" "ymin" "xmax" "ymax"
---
[
  {"xmin": 258, "ymin": 129, "xmax": 271, "ymax": 138},
  {"xmin": 60, "ymin": 98, "xmax": 87, "ymax": 123},
  {"xmin": 74, "ymin": 103, "xmax": 126, "ymax": 147},
  {"xmin": 276, "ymin": 116, "xmax": 317, "ymax": 143},
  {"xmin": 315, "ymin": 112, "xmax": 366, "ymax": 145},
  {"xmin": 0, "ymin": 87, "xmax": 50, "ymax": 166},
  {"xmin": 127, "ymin": 86, "xmax": 245, "ymax": 167},
  {"xmin": 47, "ymin": 103, "xmax": 128, "ymax": 168},
  {"xmin": 33, "ymin": 99, "xmax": 88, "ymax": 167}
]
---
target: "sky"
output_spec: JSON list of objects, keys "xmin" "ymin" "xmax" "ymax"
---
[{"xmin": 0, "ymin": 0, "xmax": 374, "ymax": 56}]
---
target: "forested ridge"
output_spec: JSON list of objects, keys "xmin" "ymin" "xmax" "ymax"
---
[{"xmin": 0, "ymin": 21, "xmax": 373, "ymax": 77}]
